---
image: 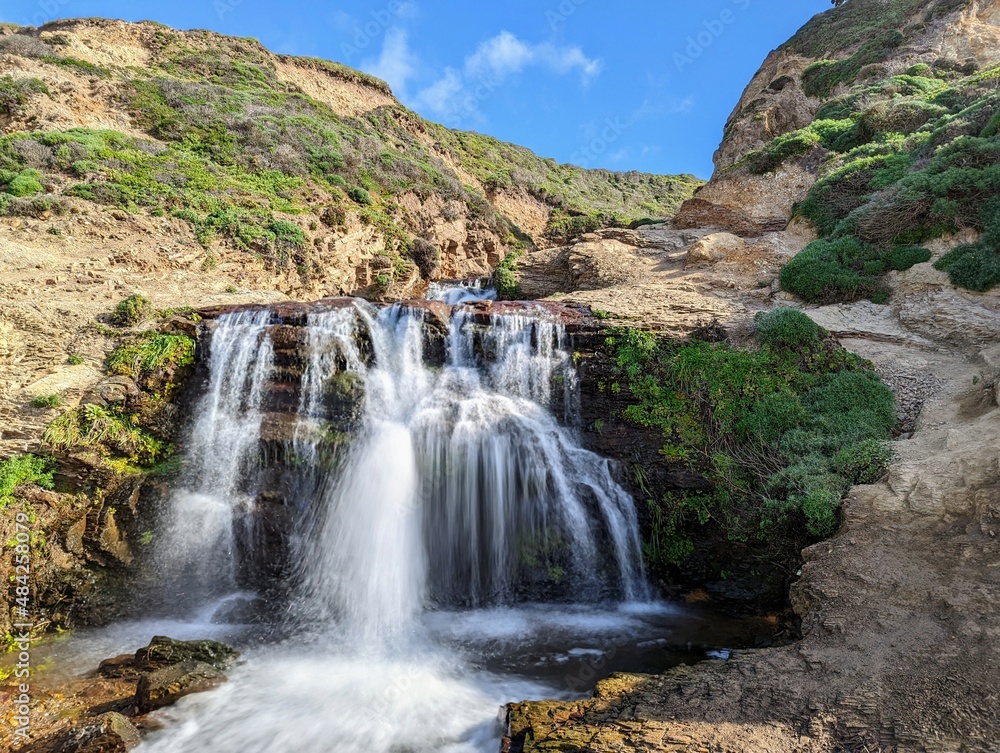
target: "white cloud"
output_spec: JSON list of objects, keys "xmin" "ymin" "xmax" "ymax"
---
[
  {"xmin": 362, "ymin": 28, "xmax": 418, "ymax": 95},
  {"xmin": 465, "ymin": 31, "xmax": 533, "ymax": 79},
  {"xmin": 535, "ymin": 43, "xmax": 602, "ymax": 79},
  {"xmin": 412, "ymin": 31, "xmax": 601, "ymax": 123},
  {"xmin": 464, "ymin": 31, "xmax": 601, "ymax": 83},
  {"xmin": 413, "ymin": 68, "xmax": 464, "ymax": 118}
]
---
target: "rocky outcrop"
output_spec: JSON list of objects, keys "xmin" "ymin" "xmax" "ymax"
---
[
  {"xmin": 18, "ymin": 712, "xmax": 141, "ymax": 753},
  {"xmin": 675, "ymin": 0, "xmax": 1000, "ymax": 237},
  {"xmin": 516, "ymin": 222, "xmax": 809, "ymax": 333},
  {"xmin": 8, "ymin": 636, "xmax": 239, "ymax": 752},
  {"xmin": 135, "ymin": 661, "xmax": 227, "ymax": 713}
]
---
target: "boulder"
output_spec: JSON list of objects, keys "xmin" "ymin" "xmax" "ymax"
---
[
  {"xmin": 134, "ymin": 636, "xmax": 240, "ymax": 671},
  {"xmin": 98, "ymin": 636, "xmax": 239, "ymax": 679},
  {"xmin": 135, "ymin": 661, "xmax": 227, "ymax": 713},
  {"xmin": 19, "ymin": 712, "xmax": 141, "ymax": 753},
  {"xmin": 685, "ymin": 232, "xmax": 747, "ymax": 267}
]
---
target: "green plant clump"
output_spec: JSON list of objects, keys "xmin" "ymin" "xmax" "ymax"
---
[
  {"xmin": 754, "ymin": 308, "xmax": 821, "ymax": 349},
  {"xmin": 0, "ymin": 454, "xmax": 54, "ymax": 509},
  {"xmin": 493, "ymin": 250, "xmax": 523, "ymax": 299},
  {"xmin": 0, "ymin": 75, "xmax": 49, "ymax": 117},
  {"xmin": 44, "ymin": 404, "xmax": 167, "ymax": 466},
  {"xmin": 30, "ymin": 393, "xmax": 63, "ymax": 409},
  {"xmin": 106, "ymin": 332, "xmax": 196, "ymax": 379},
  {"xmin": 605, "ymin": 313, "xmax": 894, "ymax": 573},
  {"xmin": 111, "ymin": 294, "xmax": 153, "ymax": 327}
]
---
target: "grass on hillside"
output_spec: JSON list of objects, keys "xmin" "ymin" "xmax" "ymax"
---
[{"xmin": 0, "ymin": 24, "xmax": 699, "ymax": 274}]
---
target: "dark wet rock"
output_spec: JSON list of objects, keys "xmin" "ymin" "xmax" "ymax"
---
[
  {"xmin": 18, "ymin": 711, "xmax": 141, "ymax": 753},
  {"xmin": 134, "ymin": 636, "xmax": 240, "ymax": 671},
  {"xmin": 198, "ymin": 296, "xmax": 359, "ymax": 325},
  {"xmin": 97, "ymin": 654, "xmax": 142, "ymax": 679},
  {"xmin": 98, "ymin": 636, "xmax": 239, "ymax": 680},
  {"xmin": 135, "ymin": 661, "xmax": 227, "ymax": 713}
]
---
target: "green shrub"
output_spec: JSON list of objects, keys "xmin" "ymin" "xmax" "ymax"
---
[
  {"xmin": 737, "ymin": 392, "xmax": 808, "ymax": 445},
  {"xmin": 107, "ymin": 333, "xmax": 196, "ymax": 379},
  {"xmin": 885, "ymin": 245, "xmax": 931, "ymax": 271},
  {"xmin": 67, "ymin": 354, "xmax": 84, "ymax": 365},
  {"xmin": 493, "ymin": 250, "xmax": 523, "ymax": 299},
  {"xmin": 805, "ymin": 371, "xmax": 897, "ymax": 440},
  {"xmin": 754, "ymin": 308, "xmax": 821, "ymax": 349},
  {"xmin": 30, "ymin": 393, "xmax": 63, "ymax": 409},
  {"xmin": 834, "ymin": 438, "xmax": 893, "ymax": 484},
  {"xmin": 935, "ymin": 236, "xmax": 1000, "ymax": 291},
  {"xmin": 746, "ymin": 130, "xmax": 820, "ymax": 174},
  {"xmin": 347, "ymin": 185, "xmax": 372, "ymax": 205},
  {"xmin": 111, "ymin": 294, "xmax": 153, "ymax": 327},
  {"xmin": 6, "ymin": 168, "xmax": 43, "ymax": 197},
  {"xmin": 779, "ymin": 237, "xmax": 882, "ymax": 303},
  {"xmin": 0, "ymin": 454, "xmax": 54, "ymax": 509}
]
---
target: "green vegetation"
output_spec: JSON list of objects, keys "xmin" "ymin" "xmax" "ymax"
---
[
  {"xmin": 753, "ymin": 308, "xmax": 821, "ymax": 348},
  {"xmin": 0, "ymin": 75, "xmax": 49, "ymax": 117},
  {"xmin": 67, "ymin": 354, "xmax": 84, "ymax": 365},
  {"xmin": 0, "ymin": 454, "xmax": 54, "ymax": 510},
  {"xmin": 30, "ymin": 393, "xmax": 63, "ymax": 409},
  {"xmin": 106, "ymin": 332, "xmax": 196, "ymax": 379},
  {"xmin": 744, "ymin": 52, "xmax": 1000, "ymax": 299},
  {"xmin": 784, "ymin": 0, "xmax": 968, "ymax": 59},
  {"xmin": 111, "ymin": 294, "xmax": 153, "ymax": 327},
  {"xmin": 605, "ymin": 313, "xmax": 895, "ymax": 572},
  {"xmin": 44, "ymin": 403, "xmax": 168, "ymax": 466},
  {"xmin": 801, "ymin": 31, "xmax": 904, "ymax": 99},
  {"xmin": 493, "ymin": 250, "xmax": 523, "ymax": 299},
  {"xmin": 0, "ymin": 27, "xmax": 698, "ymax": 274},
  {"xmin": 434, "ymin": 127, "xmax": 701, "ymax": 243}
]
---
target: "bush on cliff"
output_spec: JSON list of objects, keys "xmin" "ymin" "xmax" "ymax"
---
[
  {"xmin": 111, "ymin": 294, "xmax": 153, "ymax": 327},
  {"xmin": 605, "ymin": 313, "xmax": 894, "ymax": 574},
  {"xmin": 776, "ymin": 59, "xmax": 1000, "ymax": 300},
  {"xmin": 0, "ymin": 454, "xmax": 55, "ymax": 509}
]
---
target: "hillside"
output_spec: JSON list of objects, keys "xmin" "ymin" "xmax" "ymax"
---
[
  {"xmin": 0, "ymin": 17, "xmax": 698, "ymax": 453},
  {"xmin": 0, "ymin": 21, "xmax": 698, "ymax": 282}
]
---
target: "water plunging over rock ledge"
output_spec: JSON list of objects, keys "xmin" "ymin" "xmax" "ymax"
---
[{"xmin": 179, "ymin": 297, "xmax": 647, "ymax": 626}]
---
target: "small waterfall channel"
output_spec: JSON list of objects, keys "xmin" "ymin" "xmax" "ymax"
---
[{"xmin": 55, "ymin": 292, "xmax": 761, "ymax": 753}]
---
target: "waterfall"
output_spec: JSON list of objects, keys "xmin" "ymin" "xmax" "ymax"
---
[
  {"xmin": 135, "ymin": 300, "xmax": 668, "ymax": 753},
  {"xmin": 153, "ymin": 310, "xmax": 274, "ymax": 604},
  {"xmin": 426, "ymin": 279, "xmax": 497, "ymax": 304},
  {"xmin": 293, "ymin": 302, "xmax": 647, "ymax": 640}
]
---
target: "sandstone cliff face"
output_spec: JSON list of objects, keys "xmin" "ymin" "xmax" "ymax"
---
[{"xmin": 675, "ymin": 0, "xmax": 1000, "ymax": 235}]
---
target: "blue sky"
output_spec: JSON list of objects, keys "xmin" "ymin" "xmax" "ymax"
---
[{"xmin": 1, "ymin": 1, "xmax": 830, "ymax": 178}]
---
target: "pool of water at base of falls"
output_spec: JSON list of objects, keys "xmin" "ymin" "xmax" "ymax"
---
[{"xmin": 40, "ymin": 596, "xmax": 768, "ymax": 753}]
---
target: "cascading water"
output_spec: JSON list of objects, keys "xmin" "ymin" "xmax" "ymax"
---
[
  {"xmin": 293, "ymin": 302, "xmax": 647, "ymax": 641},
  {"xmin": 127, "ymin": 298, "xmax": 728, "ymax": 753},
  {"xmin": 426, "ymin": 278, "xmax": 498, "ymax": 304},
  {"xmin": 152, "ymin": 311, "xmax": 274, "ymax": 606}
]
